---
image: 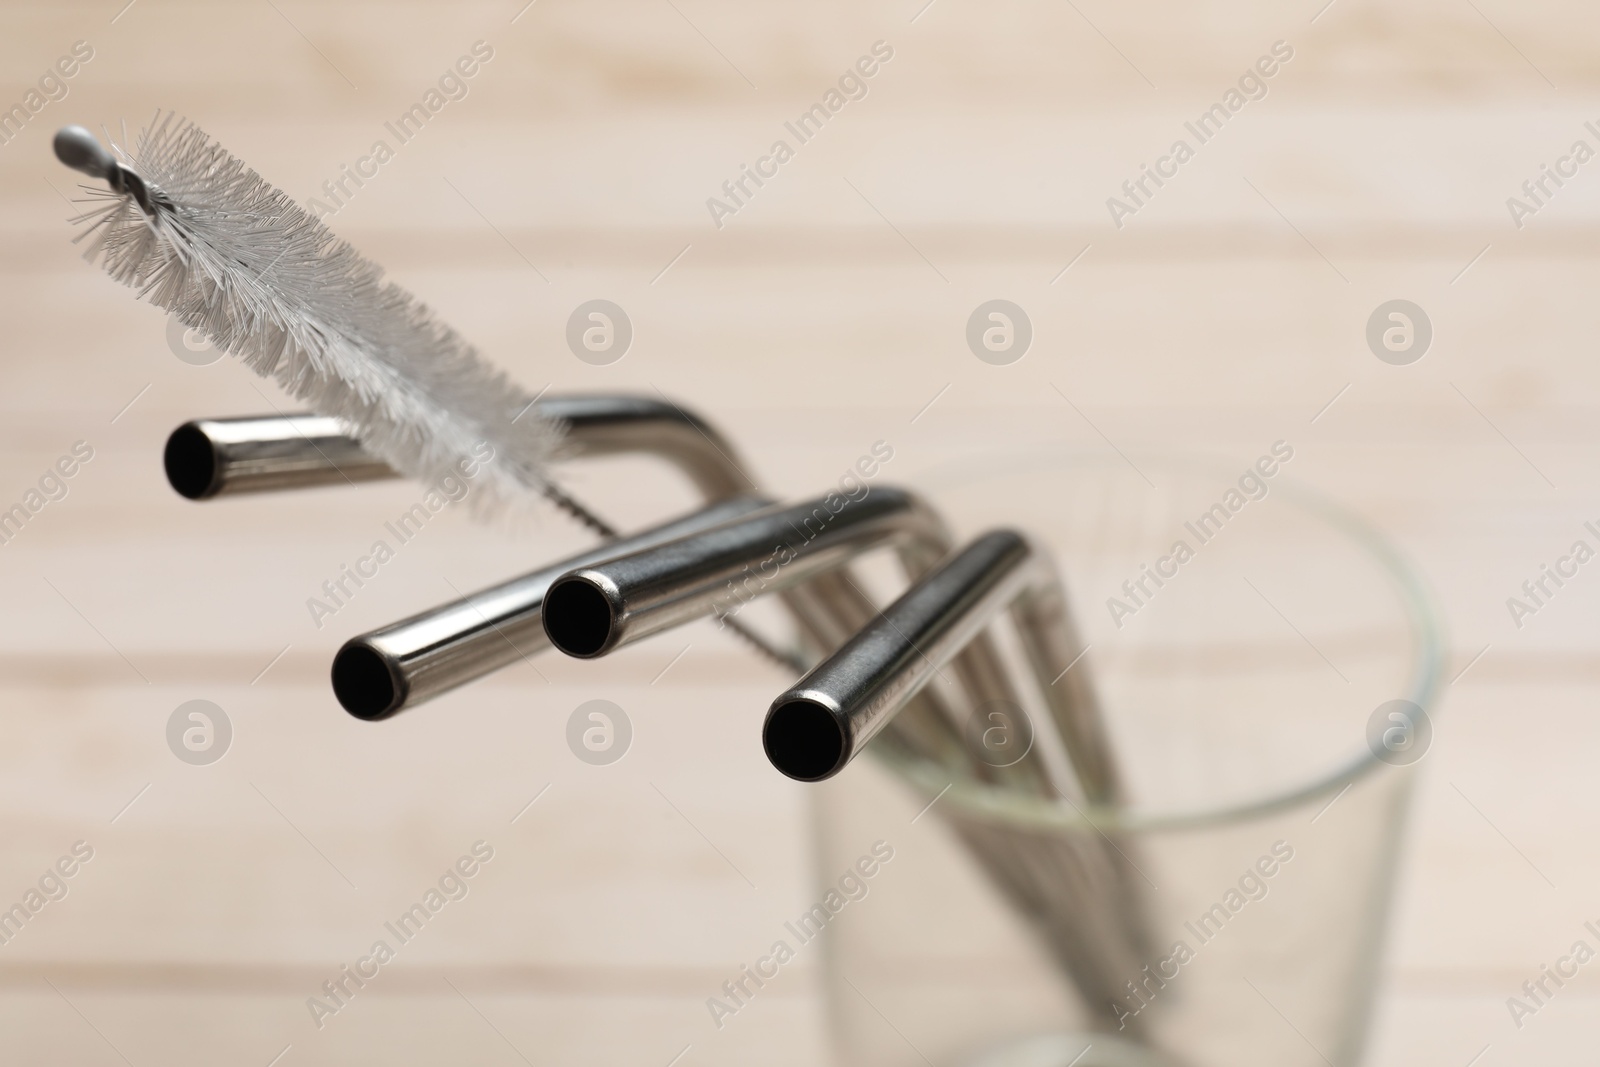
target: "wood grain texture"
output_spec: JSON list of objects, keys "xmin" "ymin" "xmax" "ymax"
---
[{"xmin": 1, "ymin": 1, "xmax": 1596, "ymax": 1064}]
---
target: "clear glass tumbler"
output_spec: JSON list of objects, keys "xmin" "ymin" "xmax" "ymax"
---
[{"xmin": 812, "ymin": 446, "xmax": 1444, "ymax": 1067}]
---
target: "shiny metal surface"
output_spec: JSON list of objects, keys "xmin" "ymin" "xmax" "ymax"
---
[
  {"xmin": 1013, "ymin": 552, "xmax": 1123, "ymax": 805},
  {"xmin": 763, "ymin": 530, "xmax": 1037, "ymax": 782},
  {"xmin": 174, "ymin": 395, "xmax": 795, "ymax": 717},
  {"xmin": 541, "ymin": 487, "xmax": 940, "ymax": 658},
  {"xmin": 764, "ymin": 529, "xmax": 1147, "ymax": 1030},
  {"xmin": 763, "ymin": 528, "xmax": 1118, "ymax": 800},
  {"xmin": 332, "ymin": 495, "xmax": 771, "ymax": 720},
  {"xmin": 538, "ymin": 394, "xmax": 754, "ymax": 499},
  {"xmin": 163, "ymin": 415, "xmax": 393, "ymax": 500},
  {"xmin": 163, "ymin": 394, "xmax": 754, "ymax": 502},
  {"xmin": 324, "ymin": 393, "xmax": 799, "ymax": 716}
]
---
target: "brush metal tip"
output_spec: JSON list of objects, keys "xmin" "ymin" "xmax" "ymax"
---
[
  {"xmin": 52, "ymin": 124, "xmax": 166, "ymax": 215},
  {"xmin": 53, "ymin": 125, "xmax": 116, "ymax": 179}
]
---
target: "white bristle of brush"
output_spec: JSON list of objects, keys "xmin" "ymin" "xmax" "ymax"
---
[{"xmin": 55, "ymin": 114, "xmax": 564, "ymax": 518}]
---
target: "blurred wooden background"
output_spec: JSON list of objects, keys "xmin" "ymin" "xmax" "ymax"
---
[{"xmin": 3, "ymin": 0, "xmax": 1600, "ymax": 1063}]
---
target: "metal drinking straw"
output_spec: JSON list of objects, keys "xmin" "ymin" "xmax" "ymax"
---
[
  {"xmin": 541, "ymin": 488, "xmax": 942, "ymax": 659},
  {"xmin": 334, "ymin": 495, "xmax": 772, "ymax": 719},
  {"xmin": 763, "ymin": 529, "xmax": 1156, "ymax": 1023},
  {"xmin": 539, "ymin": 484, "xmax": 1069, "ymax": 798},
  {"xmin": 763, "ymin": 530, "xmax": 1046, "ymax": 782}
]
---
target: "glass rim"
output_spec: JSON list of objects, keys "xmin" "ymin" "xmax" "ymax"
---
[{"xmin": 877, "ymin": 445, "xmax": 1448, "ymax": 835}]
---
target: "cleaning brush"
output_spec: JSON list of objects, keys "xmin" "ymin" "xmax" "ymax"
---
[
  {"xmin": 53, "ymin": 113, "xmax": 803, "ymax": 670},
  {"xmin": 53, "ymin": 113, "xmax": 563, "ymax": 518}
]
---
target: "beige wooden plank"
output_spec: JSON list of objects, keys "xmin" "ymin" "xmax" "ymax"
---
[{"xmin": 4, "ymin": 0, "xmax": 1600, "ymax": 1062}]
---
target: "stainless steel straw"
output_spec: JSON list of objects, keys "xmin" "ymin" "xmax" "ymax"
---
[
  {"xmin": 764, "ymin": 530, "xmax": 1042, "ymax": 781},
  {"xmin": 764, "ymin": 529, "xmax": 1121, "ymax": 801},
  {"xmin": 160, "ymin": 395, "xmax": 753, "ymax": 521},
  {"xmin": 542, "ymin": 486, "xmax": 1064, "ymax": 799},
  {"xmin": 164, "ymin": 415, "xmax": 394, "ymax": 499},
  {"xmin": 761, "ymin": 530, "xmax": 1154, "ymax": 1026},
  {"xmin": 334, "ymin": 495, "xmax": 771, "ymax": 719},
  {"xmin": 542, "ymin": 488, "xmax": 940, "ymax": 658}
]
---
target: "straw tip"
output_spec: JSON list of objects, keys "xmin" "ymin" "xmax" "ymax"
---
[
  {"xmin": 543, "ymin": 575, "xmax": 618, "ymax": 658},
  {"xmin": 764, "ymin": 697, "xmax": 848, "ymax": 781},
  {"xmin": 163, "ymin": 423, "xmax": 222, "ymax": 500},
  {"xmin": 332, "ymin": 643, "xmax": 403, "ymax": 720}
]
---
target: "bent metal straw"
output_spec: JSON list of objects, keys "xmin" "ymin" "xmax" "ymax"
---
[{"xmin": 56, "ymin": 115, "xmax": 1152, "ymax": 1032}]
